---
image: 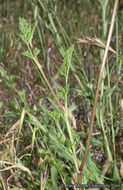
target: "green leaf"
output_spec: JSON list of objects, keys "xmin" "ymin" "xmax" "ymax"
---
[
  {"xmin": 48, "ymin": 130, "xmax": 73, "ymax": 162},
  {"xmin": 103, "ymin": 87, "xmax": 114, "ymax": 99},
  {"xmin": 22, "ymin": 51, "xmax": 33, "ymax": 59},
  {"xmin": 78, "ymin": 132, "xmax": 103, "ymax": 146},
  {"xmin": 51, "ymin": 166, "xmax": 58, "ymax": 190},
  {"xmin": 0, "ymin": 66, "xmax": 16, "ymax": 89},
  {"xmin": 78, "ymin": 72, "xmax": 93, "ymax": 98},
  {"xmin": 0, "ymin": 102, "xmax": 3, "ymax": 110},
  {"xmin": 91, "ymin": 137, "xmax": 103, "ymax": 146},
  {"xmin": 19, "ymin": 33, "xmax": 27, "ymax": 44},
  {"xmin": 19, "ymin": 17, "xmax": 33, "ymax": 45},
  {"xmin": 113, "ymin": 163, "xmax": 121, "ymax": 183},
  {"xmin": 18, "ymin": 90, "xmax": 30, "ymax": 109},
  {"xmin": 58, "ymin": 87, "xmax": 66, "ymax": 101},
  {"xmin": 58, "ymin": 84, "xmax": 69, "ymax": 101},
  {"xmin": 31, "ymin": 127, "xmax": 38, "ymax": 152},
  {"xmin": 10, "ymin": 98, "xmax": 20, "ymax": 111},
  {"xmin": 60, "ymin": 45, "xmax": 74, "ymax": 77},
  {"xmin": 27, "ymin": 31, "xmax": 34, "ymax": 44},
  {"xmin": 33, "ymin": 47, "xmax": 40, "ymax": 57},
  {"xmin": 86, "ymin": 152, "xmax": 101, "ymax": 182},
  {"xmin": 28, "ymin": 113, "xmax": 46, "ymax": 133},
  {"xmin": 47, "ymin": 110, "xmax": 60, "ymax": 123},
  {"xmin": 19, "ymin": 90, "xmax": 27, "ymax": 103}
]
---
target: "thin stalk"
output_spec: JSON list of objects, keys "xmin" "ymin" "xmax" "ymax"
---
[
  {"xmin": 31, "ymin": 2, "xmax": 46, "ymax": 61},
  {"xmin": 78, "ymin": 0, "xmax": 119, "ymax": 185},
  {"xmin": 115, "ymin": 13, "xmax": 119, "ymax": 126},
  {"xmin": 65, "ymin": 63, "xmax": 79, "ymax": 171},
  {"xmin": 100, "ymin": 107, "xmax": 112, "ymax": 162},
  {"xmin": 107, "ymin": 66, "xmax": 116, "ymax": 161},
  {"xmin": 65, "ymin": 117, "xmax": 79, "ymax": 172},
  {"xmin": 102, "ymin": 0, "xmax": 108, "ymax": 39},
  {"xmin": 100, "ymin": 0, "xmax": 108, "ymax": 98},
  {"xmin": 27, "ymin": 43, "xmax": 65, "ymax": 115},
  {"xmin": 33, "ymin": 56, "xmax": 65, "ymax": 115},
  {"xmin": 0, "ymin": 173, "xmax": 6, "ymax": 190}
]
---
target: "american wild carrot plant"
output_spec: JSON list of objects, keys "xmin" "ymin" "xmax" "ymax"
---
[{"xmin": 0, "ymin": 0, "xmax": 122, "ymax": 189}]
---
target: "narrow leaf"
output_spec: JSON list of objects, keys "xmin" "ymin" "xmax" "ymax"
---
[
  {"xmin": 51, "ymin": 166, "xmax": 58, "ymax": 190},
  {"xmin": 22, "ymin": 51, "xmax": 33, "ymax": 59},
  {"xmin": 113, "ymin": 163, "xmax": 121, "ymax": 183},
  {"xmin": 34, "ymin": 47, "xmax": 40, "ymax": 57},
  {"xmin": 60, "ymin": 45, "xmax": 74, "ymax": 77}
]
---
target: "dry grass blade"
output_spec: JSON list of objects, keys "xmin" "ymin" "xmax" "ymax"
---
[
  {"xmin": 5, "ymin": 119, "xmax": 20, "ymax": 137},
  {"xmin": 0, "ymin": 162, "xmax": 34, "ymax": 181},
  {"xmin": 120, "ymin": 160, "xmax": 123, "ymax": 178},
  {"xmin": 120, "ymin": 99, "xmax": 123, "ymax": 110},
  {"xmin": 40, "ymin": 164, "xmax": 49, "ymax": 189},
  {"xmin": 77, "ymin": 36, "xmax": 122, "ymax": 58},
  {"xmin": 0, "ymin": 137, "xmax": 11, "ymax": 145}
]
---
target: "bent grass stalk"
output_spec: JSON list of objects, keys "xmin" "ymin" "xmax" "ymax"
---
[{"xmin": 78, "ymin": 0, "xmax": 119, "ymax": 185}]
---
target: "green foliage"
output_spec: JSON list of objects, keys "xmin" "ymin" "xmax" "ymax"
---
[
  {"xmin": 19, "ymin": 17, "xmax": 40, "ymax": 61},
  {"xmin": 51, "ymin": 166, "xmax": 58, "ymax": 189},
  {"xmin": 33, "ymin": 47, "xmax": 40, "ymax": 57},
  {"xmin": 86, "ymin": 152, "xmax": 101, "ymax": 183},
  {"xmin": 19, "ymin": 17, "xmax": 34, "ymax": 45},
  {"xmin": 0, "ymin": 0, "xmax": 122, "ymax": 189},
  {"xmin": 58, "ymin": 84, "xmax": 69, "ymax": 101},
  {"xmin": 27, "ymin": 112, "xmax": 47, "ymax": 133},
  {"xmin": 78, "ymin": 132, "xmax": 103, "ymax": 146},
  {"xmin": 22, "ymin": 50, "xmax": 33, "ymax": 59},
  {"xmin": 48, "ymin": 128, "xmax": 74, "ymax": 163},
  {"xmin": 47, "ymin": 110, "xmax": 60, "ymax": 124},
  {"xmin": 0, "ymin": 66, "xmax": 15, "ymax": 89},
  {"xmin": 113, "ymin": 163, "xmax": 121, "ymax": 183},
  {"xmin": 60, "ymin": 44, "xmax": 74, "ymax": 79}
]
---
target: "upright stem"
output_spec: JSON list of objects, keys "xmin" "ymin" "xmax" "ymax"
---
[{"xmin": 78, "ymin": 0, "xmax": 119, "ymax": 185}]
